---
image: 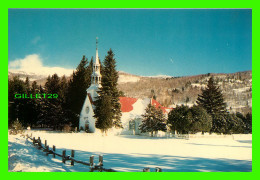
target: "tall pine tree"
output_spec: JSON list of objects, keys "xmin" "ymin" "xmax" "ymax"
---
[
  {"xmin": 66, "ymin": 55, "xmax": 92, "ymax": 127},
  {"xmin": 196, "ymin": 77, "xmax": 227, "ymax": 133},
  {"xmin": 197, "ymin": 77, "xmax": 227, "ymax": 115},
  {"xmin": 94, "ymin": 49, "xmax": 122, "ymax": 129},
  {"xmin": 95, "ymin": 94, "xmax": 113, "ymax": 133}
]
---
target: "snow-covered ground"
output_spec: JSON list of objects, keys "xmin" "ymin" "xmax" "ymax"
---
[{"xmin": 8, "ymin": 131, "xmax": 252, "ymax": 172}]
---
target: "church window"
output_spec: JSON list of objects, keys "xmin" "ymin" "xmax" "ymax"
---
[{"xmin": 86, "ymin": 106, "xmax": 89, "ymax": 114}]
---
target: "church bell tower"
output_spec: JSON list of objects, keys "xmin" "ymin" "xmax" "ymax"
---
[
  {"xmin": 79, "ymin": 37, "xmax": 102, "ymax": 132},
  {"xmin": 88, "ymin": 37, "xmax": 102, "ymax": 100}
]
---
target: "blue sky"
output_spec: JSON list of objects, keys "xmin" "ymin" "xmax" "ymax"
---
[{"xmin": 8, "ymin": 9, "xmax": 252, "ymax": 77}]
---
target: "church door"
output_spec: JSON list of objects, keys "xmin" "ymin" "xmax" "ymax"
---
[{"xmin": 85, "ymin": 123, "xmax": 89, "ymax": 132}]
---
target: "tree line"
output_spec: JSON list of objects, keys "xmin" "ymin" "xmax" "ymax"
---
[
  {"xmin": 139, "ymin": 77, "xmax": 252, "ymax": 135},
  {"xmin": 8, "ymin": 49, "xmax": 122, "ymax": 132},
  {"xmin": 8, "ymin": 51, "xmax": 252, "ymax": 134}
]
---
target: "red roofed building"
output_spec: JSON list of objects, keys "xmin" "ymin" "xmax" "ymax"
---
[
  {"xmin": 119, "ymin": 97, "xmax": 138, "ymax": 113},
  {"xmin": 119, "ymin": 97, "xmax": 172, "ymax": 135}
]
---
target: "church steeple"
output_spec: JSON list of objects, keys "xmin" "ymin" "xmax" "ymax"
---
[
  {"xmin": 95, "ymin": 37, "xmax": 99, "ymax": 65},
  {"xmin": 91, "ymin": 37, "xmax": 102, "ymax": 86}
]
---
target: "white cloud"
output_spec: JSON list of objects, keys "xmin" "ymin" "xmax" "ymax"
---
[{"xmin": 8, "ymin": 54, "xmax": 73, "ymax": 77}]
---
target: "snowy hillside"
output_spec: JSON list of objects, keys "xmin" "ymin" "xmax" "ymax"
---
[
  {"xmin": 118, "ymin": 71, "xmax": 141, "ymax": 83},
  {"xmin": 8, "ymin": 131, "xmax": 252, "ymax": 172},
  {"xmin": 118, "ymin": 71, "xmax": 252, "ymax": 115},
  {"xmin": 8, "ymin": 69, "xmax": 252, "ymax": 114}
]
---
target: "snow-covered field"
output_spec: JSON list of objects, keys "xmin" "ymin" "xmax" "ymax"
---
[{"xmin": 8, "ymin": 131, "xmax": 252, "ymax": 172}]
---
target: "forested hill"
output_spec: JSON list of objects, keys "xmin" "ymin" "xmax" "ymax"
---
[
  {"xmin": 117, "ymin": 71, "xmax": 252, "ymax": 115},
  {"xmin": 8, "ymin": 70, "xmax": 252, "ymax": 115}
]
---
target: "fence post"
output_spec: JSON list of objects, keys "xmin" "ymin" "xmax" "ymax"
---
[
  {"xmin": 38, "ymin": 137, "xmax": 42, "ymax": 148},
  {"xmin": 45, "ymin": 140, "xmax": 47, "ymax": 148},
  {"xmin": 155, "ymin": 167, "xmax": 162, "ymax": 172},
  {"xmin": 46, "ymin": 145, "xmax": 49, "ymax": 156},
  {"xmin": 53, "ymin": 145, "xmax": 56, "ymax": 158},
  {"xmin": 71, "ymin": 150, "xmax": 75, "ymax": 166},
  {"xmin": 143, "ymin": 168, "xmax": 150, "ymax": 172},
  {"xmin": 31, "ymin": 133, "xmax": 32, "ymax": 138},
  {"xmin": 90, "ymin": 155, "xmax": 94, "ymax": 168},
  {"xmin": 62, "ymin": 150, "xmax": 66, "ymax": 164},
  {"xmin": 33, "ymin": 137, "xmax": 35, "ymax": 146},
  {"xmin": 99, "ymin": 155, "xmax": 103, "ymax": 166}
]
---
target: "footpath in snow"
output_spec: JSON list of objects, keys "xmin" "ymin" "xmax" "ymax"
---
[{"xmin": 8, "ymin": 131, "xmax": 252, "ymax": 172}]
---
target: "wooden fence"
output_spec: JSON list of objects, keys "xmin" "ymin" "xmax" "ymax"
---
[
  {"xmin": 24, "ymin": 133, "xmax": 116, "ymax": 172},
  {"xmin": 22, "ymin": 133, "xmax": 162, "ymax": 172}
]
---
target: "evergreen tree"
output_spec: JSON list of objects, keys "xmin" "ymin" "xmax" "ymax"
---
[
  {"xmin": 8, "ymin": 76, "xmax": 27, "ymax": 126},
  {"xmin": 210, "ymin": 113, "xmax": 227, "ymax": 133},
  {"xmin": 224, "ymin": 113, "xmax": 245, "ymax": 134},
  {"xmin": 23, "ymin": 78, "xmax": 40, "ymax": 127},
  {"xmin": 245, "ymin": 112, "xmax": 252, "ymax": 133},
  {"xmin": 167, "ymin": 105, "xmax": 191, "ymax": 134},
  {"xmin": 66, "ymin": 55, "xmax": 92, "ymax": 127},
  {"xmin": 139, "ymin": 104, "xmax": 167, "ymax": 136},
  {"xmin": 154, "ymin": 107, "xmax": 167, "ymax": 132},
  {"xmin": 197, "ymin": 77, "xmax": 227, "ymax": 115},
  {"xmin": 168, "ymin": 105, "xmax": 212, "ymax": 134},
  {"xmin": 94, "ymin": 94, "xmax": 113, "ymax": 133},
  {"xmin": 189, "ymin": 105, "xmax": 212, "ymax": 134},
  {"xmin": 95, "ymin": 49, "xmax": 122, "ymax": 129},
  {"xmin": 38, "ymin": 73, "xmax": 66, "ymax": 130},
  {"xmin": 196, "ymin": 77, "xmax": 227, "ymax": 133},
  {"xmin": 25, "ymin": 77, "xmax": 30, "ymax": 93}
]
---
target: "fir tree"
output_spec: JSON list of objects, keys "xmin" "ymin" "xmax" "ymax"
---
[
  {"xmin": 245, "ymin": 113, "xmax": 252, "ymax": 133},
  {"xmin": 95, "ymin": 49, "xmax": 122, "ymax": 129},
  {"xmin": 94, "ymin": 94, "xmax": 113, "ymax": 133},
  {"xmin": 25, "ymin": 77, "xmax": 30, "ymax": 93},
  {"xmin": 66, "ymin": 55, "xmax": 92, "ymax": 127},
  {"xmin": 139, "ymin": 104, "xmax": 167, "ymax": 136},
  {"xmin": 224, "ymin": 113, "xmax": 245, "ymax": 134},
  {"xmin": 196, "ymin": 77, "xmax": 227, "ymax": 133},
  {"xmin": 8, "ymin": 76, "xmax": 26, "ymax": 126},
  {"xmin": 189, "ymin": 105, "xmax": 212, "ymax": 134},
  {"xmin": 167, "ymin": 105, "xmax": 191, "ymax": 134},
  {"xmin": 38, "ymin": 73, "xmax": 66, "ymax": 130},
  {"xmin": 197, "ymin": 77, "xmax": 227, "ymax": 115}
]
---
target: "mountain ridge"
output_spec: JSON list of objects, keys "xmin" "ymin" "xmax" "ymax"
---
[{"xmin": 8, "ymin": 70, "xmax": 252, "ymax": 115}]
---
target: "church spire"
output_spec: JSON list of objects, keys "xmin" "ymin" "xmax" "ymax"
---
[
  {"xmin": 95, "ymin": 37, "xmax": 99, "ymax": 65},
  {"xmin": 91, "ymin": 37, "xmax": 102, "ymax": 86}
]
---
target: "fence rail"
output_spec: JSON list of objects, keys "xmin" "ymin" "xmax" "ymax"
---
[
  {"xmin": 23, "ymin": 134, "xmax": 116, "ymax": 172},
  {"xmin": 21, "ymin": 133, "xmax": 162, "ymax": 172}
]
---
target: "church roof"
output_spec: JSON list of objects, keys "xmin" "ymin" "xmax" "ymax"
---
[
  {"xmin": 119, "ymin": 97, "xmax": 138, "ymax": 113},
  {"xmin": 88, "ymin": 93, "xmax": 94, "ymax": 104},
  {"xmin": 151, "ymin": 98, "xmax": 172, "ymax": 114},
  {"xmin": 119, "ymin": 97, "xmax": 172, "ymax": 114}
]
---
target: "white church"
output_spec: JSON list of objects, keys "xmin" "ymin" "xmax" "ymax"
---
[{"xmin": 79, "ymin": 39, "xmax": 171, "ymax": 134}]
